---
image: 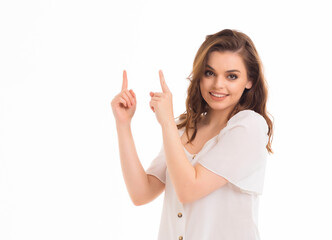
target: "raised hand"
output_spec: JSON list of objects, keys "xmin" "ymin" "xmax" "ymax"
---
[
  {"xmin": 111, "ymin": 70, "xmax": 137, "ymax": 125},
  {"xmin": 149, "ymin": 70, "xmax": 174, "ymax": 126}
]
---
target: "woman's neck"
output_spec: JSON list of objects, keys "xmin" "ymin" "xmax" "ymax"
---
[{"xmin": 202, "ymin": 108, "xmax": 232, "ymax": 131}]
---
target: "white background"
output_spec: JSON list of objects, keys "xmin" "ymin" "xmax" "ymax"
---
[{"xmin": 1, "ymin": 0, "xmax": 331, "ymax": 239}]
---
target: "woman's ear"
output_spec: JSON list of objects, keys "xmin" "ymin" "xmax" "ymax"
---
[{"xmin": 245, "ymin": 80, "xmax": 253, "ymax": 90}]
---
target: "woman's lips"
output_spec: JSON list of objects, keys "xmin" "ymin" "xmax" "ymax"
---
[{"xmin": 209, "ymin": 92, "xmax": 228, "ymax": 101}]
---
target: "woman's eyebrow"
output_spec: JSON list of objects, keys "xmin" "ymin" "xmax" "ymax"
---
[
  {"xmin": 206, "ymin": 64, "xmax": 241, "ymax": 73},
  {"xmin": 226, "ymin": 69, "xmax": 241, "ymax": 73},
  {"xmin": 206, "ymin": 64, "xmax": 215, "ymax": 70},
  {"xmin": 206, "ymin": 64, "xmax": 215, "ymax": 71}
]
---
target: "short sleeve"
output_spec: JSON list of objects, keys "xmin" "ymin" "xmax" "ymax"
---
[
  {"xmin": 197, "ymin": 111, "xmax": 269, "ymax": 195},
  {"xmin": 146, "ymin": 144, "xmax": 167, "ymax": 184}
]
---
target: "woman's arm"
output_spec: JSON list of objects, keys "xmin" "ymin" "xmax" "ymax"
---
[
  {"xmin": 160, "ymin": 121, "xmax": 196, "ymax": 202},
  {"xmin": 149, "ymin": 71, "xmax": 227, "ymax": 204},
  {"xmin": 116, "ymin": 122, "xmax": 165, "ymax": 206},
  {"xmin": 111, "ymin": 70, "xmax": 164, "ymax": 206},
  {"xmin": 161, "ymin": 121, "xmax": 228, "ymax": 204}
]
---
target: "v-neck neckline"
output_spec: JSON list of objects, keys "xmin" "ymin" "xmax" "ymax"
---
[
  {"xmin": 178, "ymin": 110, "xmax": 254, "ymax": 158},
  {"xmin": 181, "ymin": 126, "xmax": 228, "ymax": 157},
  {"xmin": 182, "ymin": 134, "xmax": 219, "ymax": 157}
]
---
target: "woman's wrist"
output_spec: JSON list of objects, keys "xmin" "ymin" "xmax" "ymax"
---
[{"xmin": 115, "ymin": 120, "xmax": 131, "ymax": 130}]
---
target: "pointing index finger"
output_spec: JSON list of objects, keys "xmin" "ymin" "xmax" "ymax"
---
[
  {"xmin": 159, "ymin": 70, "xmax": 170, "ymax": 93},
  {"xmin": 122, "ymin": 70, "xmax": 128, "ymax": 90}
]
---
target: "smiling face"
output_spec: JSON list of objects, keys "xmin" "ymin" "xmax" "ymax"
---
[{"xmin": 199, "ymin": 50, "xmax": 253, "ymax": 116}]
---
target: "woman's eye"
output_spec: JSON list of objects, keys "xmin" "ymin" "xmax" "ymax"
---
[
  {"xmin": 228, "ymin": 74, "xmax": 238, "ymax": 80},
  {"xmin": 204, "ymin": 70, "xmax": 214, "ymax": 77}
]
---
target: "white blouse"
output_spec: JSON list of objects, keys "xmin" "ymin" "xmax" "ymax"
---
[{"xmin": 146, "ymin": 109, "xmax": 269, "ymax": 240}]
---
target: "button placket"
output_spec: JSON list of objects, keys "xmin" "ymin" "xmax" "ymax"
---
[{"xmin": 176, "ymin": 205, "xmax": 185, "ymax": 240}]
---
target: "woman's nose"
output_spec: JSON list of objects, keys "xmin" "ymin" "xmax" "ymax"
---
[{"xmin": 214, "ymin": 76, "xmax": 227, "ymax": 88}]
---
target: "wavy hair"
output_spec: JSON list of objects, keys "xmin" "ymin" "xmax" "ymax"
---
[{"xmin": 176, "ymin": 29, "xmax": 274, "ymax": 154}]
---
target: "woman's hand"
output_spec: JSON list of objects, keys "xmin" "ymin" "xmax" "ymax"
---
[
  {"xmin": 111, "ymin": 70, "xmax": 137, "ymax": 125},
  {"xmin": 149, "ymin": 70, "xmax": 174, "ymax": 126}
]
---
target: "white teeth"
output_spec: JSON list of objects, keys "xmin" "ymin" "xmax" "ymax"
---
[{"xmin": 210, "ymin": 92, "xmax": 226, "ymax": 98}]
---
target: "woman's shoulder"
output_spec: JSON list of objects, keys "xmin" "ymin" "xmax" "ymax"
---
[
  {"xmin": 226, "ymin": 110, "xmax": 268, "ymax": 134},
  {"xmin": 229, "ymin": 109, "xmax": 264, "ymax": 123}
]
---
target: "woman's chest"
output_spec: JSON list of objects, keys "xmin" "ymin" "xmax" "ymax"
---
[{"xmin": 180, "ymin": 128, "xmax": 219, "ymax": 155}]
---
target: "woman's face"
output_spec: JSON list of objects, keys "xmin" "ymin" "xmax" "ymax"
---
[{"xmin": 199, "ymin": 51, "xmax": 252, "ymax": 114}]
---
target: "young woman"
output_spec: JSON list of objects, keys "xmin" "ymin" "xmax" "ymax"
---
[{"xmin": 111, "ymin": 29, "xmax": 274, "ymax": 240}]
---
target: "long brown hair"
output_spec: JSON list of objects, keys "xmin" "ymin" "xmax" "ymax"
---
[{"xmin": 176, "ymin": 29, "xmax": 274, "ymax": 154}]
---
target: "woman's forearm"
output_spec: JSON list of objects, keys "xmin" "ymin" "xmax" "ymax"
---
[
  {"xmin": 116, "ymin": 122, "xmax": 150, "ymax": 205},
  {"xmin": 161, "ymin": 121, "xmax": 196, "ymax": 203}
]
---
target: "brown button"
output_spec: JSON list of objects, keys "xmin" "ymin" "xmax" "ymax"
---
[
  {"xmin": 177, "ymin": 212, "xmax": 182, "ymax": 218},
  {"xmin": 179, "ymin": 236, "xmax": 183, "ymax": 240}
]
